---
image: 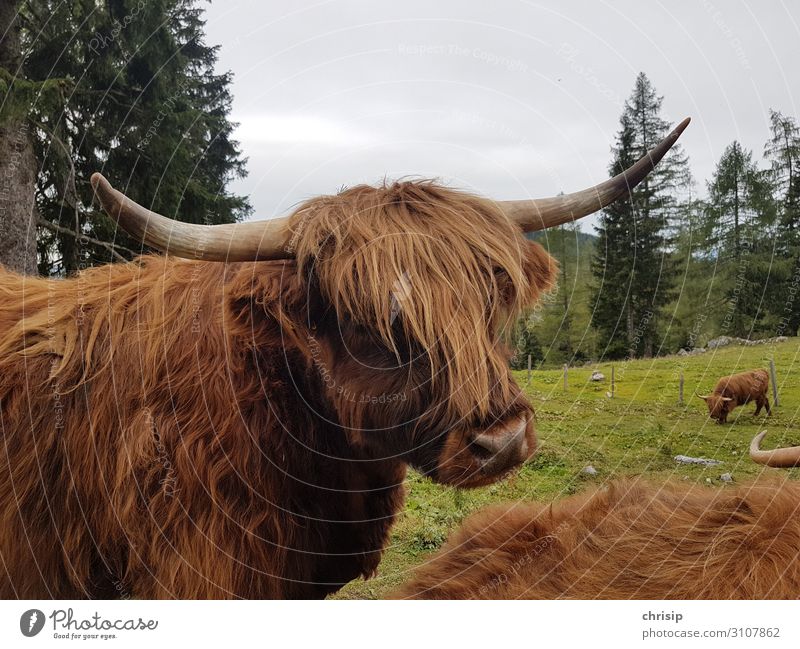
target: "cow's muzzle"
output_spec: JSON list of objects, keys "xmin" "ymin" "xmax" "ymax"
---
[
  {"xmin": 435, "ymin": 415, "xmax": 536, "ymax": 487},
  {"xmin": 470, "ymin": 417, "xmax": 531, "ymax": 475}
]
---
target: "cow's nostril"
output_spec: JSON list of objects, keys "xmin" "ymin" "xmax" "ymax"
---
[{"xmin": 470, "ymin": 418, "xmax": 529, "ymax": 474}]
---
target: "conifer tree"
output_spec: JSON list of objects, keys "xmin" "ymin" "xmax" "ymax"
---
[
  {"xmin": 18, "ymin": 0, "xmax": 250, "ymax": 274},
  {"xmin": 590, "ymin": 73, "xmax": 690, "ymax": 358},
  {"xmin": 703, "ymin": 141, "xmax": 776, "ymax": 336},
  {"xmin": 763, "ymin": 110, "xmax": 800, "ymax": 333}
]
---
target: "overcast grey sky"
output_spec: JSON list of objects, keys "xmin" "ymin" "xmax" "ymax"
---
[{"xmin": 202, "ymin": 0, "xmax": 799, "ymax": 229}]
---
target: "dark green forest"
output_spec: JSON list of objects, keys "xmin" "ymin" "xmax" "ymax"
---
[{"xmin": 0, "ymin": 0, "xmax": 249, "ymax": 276}]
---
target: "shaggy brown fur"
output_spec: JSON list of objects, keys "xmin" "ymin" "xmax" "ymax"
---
[
  {"xmin": 395, "ymin": 478, "xmax": 800, "ymax": 599},
  {"xmin": 701, "ymin": 369, "xmax": 770, "ymax": 423},
  {"xmin": 0, "ymin": 180, "xmax": 557, "ymax": 599}
]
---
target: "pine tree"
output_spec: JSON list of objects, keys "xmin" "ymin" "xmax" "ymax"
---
[
  {"xmin": 703, "ymin": 141, "xmax": 776, "ymax": 336},
  {"xmin": 764, "ymin": 109, "xmax": 800, "ymax": 334},
  {"xmin": 19, "ymin": 0, "xmax": 250, "ymax": 274},
  {"xmin": 590, "ymin": 73, "xmax": 690, "ymax": 359}
]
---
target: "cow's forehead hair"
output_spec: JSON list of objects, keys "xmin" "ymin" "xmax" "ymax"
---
[{"xmin": 286, "ymin": 179, "xmax": 557, "ymax": 419}]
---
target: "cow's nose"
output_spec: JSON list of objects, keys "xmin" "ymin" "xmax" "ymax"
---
[{"xmin": 470, "ymin": 417, "xmax": 530, "ymax": 475}]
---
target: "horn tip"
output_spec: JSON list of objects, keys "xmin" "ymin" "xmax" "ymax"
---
[
  {"xmin": 672, "ymin": 117, "xmax": 691, "ymax": 138},
  {"xmin": 750, "ymin": 430, "xmax": 768, "ymax": 452},
  {"xmin": 91, "ymin": 172, "xmax": 110, "ymax": 193}
]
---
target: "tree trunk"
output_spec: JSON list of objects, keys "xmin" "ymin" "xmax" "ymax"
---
[{"xmin": 0, "ymin": 0, "xmax": 38, "ymax": 275}]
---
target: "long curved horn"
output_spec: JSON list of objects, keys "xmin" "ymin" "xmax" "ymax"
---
[
  {"xmin": 695, "ymin": 391, "xmax": 709, "ymax": 400},
  {"xmin": 749, "ymin": 430, "xmax": 800, "ymax": 467},
  {"xmin": 90, "ymin": 174, "xmax": 294, "ymax": 261},
  {"xmin": 497, "ymin": 117, "xmax": 691, "ymax": 231},
  {"xmin": 93, "ymin": 116, "xmax": 690, "ymax": 260}
]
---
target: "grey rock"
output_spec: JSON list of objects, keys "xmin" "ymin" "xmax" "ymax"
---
[{"xmin": 674, "ymin": 454, "xmax": 723, "ymax": 467}]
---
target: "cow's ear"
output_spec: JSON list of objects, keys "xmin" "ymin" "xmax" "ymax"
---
[
  {"xmin": 521, "ymin": 240, "xmax": 559, "ymax": 301},
  {"xmin": 495, "ymin": 240, "xmax": 558, "ymax": 308}
]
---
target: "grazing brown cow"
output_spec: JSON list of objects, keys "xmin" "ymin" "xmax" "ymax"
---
[
  {"xmin": 0, "ymin": 120, "xmax": 688, "ymax": 599},
  {"xmin": 697, "ymin": 368, "xmax": 771, "ymax": 423},
  {"xmin": 396, "ymin": 432, "xmax": 800, "ymax": 600}
]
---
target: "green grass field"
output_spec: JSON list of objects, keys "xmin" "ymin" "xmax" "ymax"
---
[{"xmin": 334, "ymin": 337, "xmax": 800, "ymax": 599}]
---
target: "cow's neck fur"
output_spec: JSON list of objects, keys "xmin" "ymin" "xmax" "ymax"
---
[{"xmin": 0, "ymin": 256, "xmax": 404, "ymax": 598}]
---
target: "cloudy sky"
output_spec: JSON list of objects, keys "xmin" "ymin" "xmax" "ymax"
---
[{"xmin": 202, "ymin": 0, "xmax": 798, "ymax": 229}]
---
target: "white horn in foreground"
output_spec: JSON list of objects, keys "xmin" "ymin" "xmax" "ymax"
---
[
  {"xmin": 750, "ymin": 430, "xmax": 800, "ymax": 468},
  {"xmin": 497, "ymin": 117, "xmax": 691, "ymax": 231},
  {"xmin": 91, "ymin": 173, "xmax": 294, "ymax": 261}
]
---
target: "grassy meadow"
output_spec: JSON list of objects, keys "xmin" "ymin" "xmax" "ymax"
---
[{"xmin": 336, "ymin": 337, "xmax": 800, "ymax": 599}]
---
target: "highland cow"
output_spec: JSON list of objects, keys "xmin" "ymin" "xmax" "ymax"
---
[
  {"xmin": 0, "ymin": 120, "xmax": 688, "ymax": 599},
  {"xmin": 697, "ymin": 368, "xmax": 771, "ymax": 423},
  {"xmin": 396, "ymin": 432, "xmax": 800, "ymax": 600}
]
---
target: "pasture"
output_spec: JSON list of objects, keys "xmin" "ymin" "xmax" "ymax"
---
[{"xmin": 337, "ymin": 337, "xmax": 800, "ymax": 599}]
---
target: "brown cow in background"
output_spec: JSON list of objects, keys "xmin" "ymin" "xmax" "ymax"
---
[
  {"xmin": 697, "ymin": 368, "xmax": 771, "ymax": 423},
  {"xmin": 396, "ymin": 432, "xmax": 800, "ymax": 600}
]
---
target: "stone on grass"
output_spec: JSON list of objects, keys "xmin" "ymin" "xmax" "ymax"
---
[{"xmin": 674, "ymin": 454, "xmax": 722, "ymax": 467}]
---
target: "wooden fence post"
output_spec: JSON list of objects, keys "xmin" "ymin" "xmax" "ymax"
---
[
  {"xmin": 679, "ymin": 370, "xmax": 684, "ymax": 405},
  {"xmin": 610, "ymin": 365, "xmax": 615, "ymax": 398},
  {"xmin": 527, "ymin": 354, "xmax": 531, "ymax": 386},
  {"xmin": 769, "ymin": 358, "xmax": 779, "ymax": 406},
  {"xmin": 563, "ymin": 364, "xmax": 568, "ymax": 392}
]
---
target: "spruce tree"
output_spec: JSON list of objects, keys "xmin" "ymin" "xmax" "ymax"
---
[
  {"xmin": 703, "ymin": 141, "xmax": 776, "ymax": 336},
  {"xmin": 590, "ymin": 73, "xmax": 690, "ymax": 359},
  {"xmin": 764, "ymin": 110, "xmax": 800, "ymax": 333},
  {"xmin": 18, "ymin": 0, "xmax": 250, "ymax": 274}
]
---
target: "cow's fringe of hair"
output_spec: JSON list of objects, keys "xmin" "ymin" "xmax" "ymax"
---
[
  {"xmin": 290, "ymin": 180, "xmax": 556, "ymax": 422},
  {"xmin": 394, "ymin": 477, "xmax": 800, "ymax": 599}
]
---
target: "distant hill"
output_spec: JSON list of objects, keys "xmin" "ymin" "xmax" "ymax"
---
[{"xmin": 526, "ymin": 229, "xmax": 598, "ymax": 247}]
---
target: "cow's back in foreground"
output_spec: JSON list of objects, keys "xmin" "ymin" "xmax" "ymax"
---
[{"xmin": 395, "ymin": 479, "xmax": 800, "ymax": 599}]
